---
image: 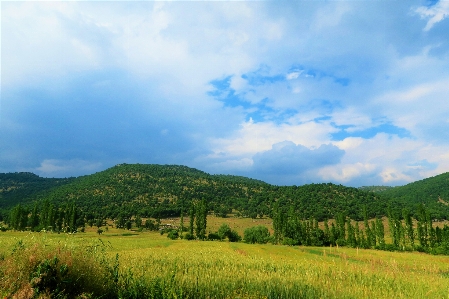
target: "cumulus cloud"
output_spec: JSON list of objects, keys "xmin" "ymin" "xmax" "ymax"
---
[
  {"xmin": 252, "ymin": 141, "xmax": 344, "ymax": 175},
  {"xmin": 2, "ymin": 1, "xmax": 449, "ymax": 187}
]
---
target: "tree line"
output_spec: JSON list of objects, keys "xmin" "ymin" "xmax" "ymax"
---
[
  {"xmin": 271, "ymin": 203, "xmax": 449, "ymax": 254},
  {"xmin": 4, "ymin": 197, "xmax": 449, "ymax": 255},
  {"xmin": 8, "ymin": 199, "xmax": 81, "ymax": 233}
]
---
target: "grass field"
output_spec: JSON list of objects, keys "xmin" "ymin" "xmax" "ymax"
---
[{"xmin": 1, "ymin": 227, "xmax": 449, "ymax": 298}]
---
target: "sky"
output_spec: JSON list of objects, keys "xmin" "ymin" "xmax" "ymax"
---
[{"xmin": 1, "ymin": 0, "xmax": 449, "ymax": 187}]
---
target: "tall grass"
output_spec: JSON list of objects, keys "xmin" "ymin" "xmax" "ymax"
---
[
  {"xmin": 1, "ymin": 232, "xmax": 449, "ymax": 298},
  {"xmin": 0, "ymin": 235, "xmax": 116, "ymax": 298}
]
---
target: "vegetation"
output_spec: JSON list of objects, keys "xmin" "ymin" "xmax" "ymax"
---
[
  {"xmin": 1, "ymin": 163, "xmax": 410, "ymax": 225},
  {"xmin": 374, "ymin": 172, "xmax": 449, "ymax": 220},
  {"xmin": 0, "ymin": 173, "xmax": 73, "ymax": 220},
  {"xmin": 1, "ymin": 231, "xmax": 449, "ymax": 299}
]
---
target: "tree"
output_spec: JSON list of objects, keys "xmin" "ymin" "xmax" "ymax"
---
[
  {"xmin": 189, "ymin": 204, "xmax": 195, "ymax": 236},
  {"xmin": 179, "ymin": 209, "xmax": 184, "ymax": 235},
  {"xmin": 244, "ymin": 226, "xmax": 270, "ymax": 244},
  {"xmin": 9, "ymin": 204, "xmax": 28, "ymax": 231},
  {"xmin": 417, "ymin": 204, "xmax": 428, "ymax": 247},
  {"xmin": 363, "ymin": 206, "xmax": 372, "ymax": 248},
  {"xmin": 403, "ymin": 208, "xmax": 414, "ymax": 248},
  {"xmin": 375, "ymin": 218, "xmax": 385, "ymax": 248},
  {"xmin": 29, "ymin": 202, "xmax": 40, "ymax": 231},
  {"xmin": 195, "ymin": 199, "xmax": 208, "ymax": 240},
  {"xmin": 125, "ymin": 220, "xmax": 132, "ymax": 230},
  {"xmin": 145, "ymin": 219, "xmax": 156, "ymax": 230},
  {"xmin": 134, "ymin": 215, "xmax": 142, "ymax": 228},
  {"xmin": 218, "ymin": 223, "xmax": 231, "ymax": 241}
]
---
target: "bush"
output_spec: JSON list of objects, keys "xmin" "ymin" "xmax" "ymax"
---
[
  {"xmin": 244, "ymin": 226, "xmax": 270, "ymax": 244},
  {"xmin": 282, "ymin": 237, "xmax": 297, "ymax": 246},
  {"xmin": 0, "ymin": 240, "xmax": 116, "ymax": 298},
  {"xmin": 216, "ymin": 224, "xmax": 241, "ymax": 242},
  {"xmin": 207, "ymin": 232, "xmax": 221, "ymax": 241},
  {"xmin": 228, "ymin": 230, "xmax": 242, "ymax": 242},
  {"xmin": 217, "ymin": 223, "xmax": 231, "ymax": 240},
  {"xmin": 183, "ymin": 232, "xmax": 195, "ymax": 240},
  {"xmin": 167, "ymin": 229, "xmax": 179, "ymax": 240}
]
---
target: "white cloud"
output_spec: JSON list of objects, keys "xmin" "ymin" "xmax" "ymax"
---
[
  {"xmin": 415, "ymin": 1, "xmax": 449, "ymax": 31},
  {"xmin": 286, "ymin": 71, "xmax": 301, "ymax": 80},
  {"xmin": 35, "ymin": 159, "xmax": 102, "ymax": 178},
  {"xmin": 3, "ymin": 1, "xmax": 449, "ymax": 187},
  {"xmin": 210, "ymin": 119, "xmax": 336, "ymax": 158},
  {"xmin": 328, "ymin": 133, "xmax": 449, "ymax": 186}
]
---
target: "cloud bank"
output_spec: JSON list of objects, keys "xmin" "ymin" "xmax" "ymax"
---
[{"xmin": 2, "ymin": 1, "xmax": 449, "ymax": 186}]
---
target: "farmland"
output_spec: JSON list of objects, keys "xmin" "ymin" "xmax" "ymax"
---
[{"xmin": 1, "ymin": 227, "xmax": 449, "ymax": 298}]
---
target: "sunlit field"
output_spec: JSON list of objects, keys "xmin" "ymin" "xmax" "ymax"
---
[{"xmin": 1, "ymin": 227, "xmax": 449, "ymax": 299}]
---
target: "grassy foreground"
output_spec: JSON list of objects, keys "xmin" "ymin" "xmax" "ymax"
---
[{"xmin": 1, "ymin": 230, "xmax": 449, "ymax": 298}]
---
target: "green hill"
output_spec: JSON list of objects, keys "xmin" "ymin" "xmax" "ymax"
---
[
  {"xmin": 2, "ymin": 164, "xmax": 449, "ymax": 222},
  {"xmin": 0, "ymin": 172, "xmax": 73, "ymax": 209},
  {"xmin": 376, "ymin": 172, "xmax": 449, "ymax": 219},
  {"xmin": 0, "ymin": 164, "xmax": 398, "ymax": 222}
]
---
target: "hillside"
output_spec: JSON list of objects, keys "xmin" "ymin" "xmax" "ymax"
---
[
  {"xmin": 0, "ymin": 172, "xmax": 73, "ymax": 209},
  {"xmin": 0, "ymin": 164, "xmax": 398, "ymax": 221},
  {"xmin": 376, "ymin": 172, "xmax": 449, "ymax": 219}
]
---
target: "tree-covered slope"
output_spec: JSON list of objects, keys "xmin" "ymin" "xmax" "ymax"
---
[
  {"xmin": 3, "ymin": 164, "xmax": 394, "ymax": 221},
  {"xmin": 0, "ymin": 172, "xmax": 73, "ymax": 209},
  {"xmin": 378, "ymin": 172, "xmax": 449, "ymax": 219}
]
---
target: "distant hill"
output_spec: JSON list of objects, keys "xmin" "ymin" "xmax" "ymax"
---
[
  {"xmin": 0, "ymin": 172, "xmax": 73, "ymax": 209},
  {"xmin": 376, "ymin": 172, "xmax": 449, "ymax": 219},
  {"xmin": 0, "ymin": 164, "xmax": 395, "ymax": 221},
  {"xmin": 1, "ymin": 164, "xmax": 448, "ymax": 221}
]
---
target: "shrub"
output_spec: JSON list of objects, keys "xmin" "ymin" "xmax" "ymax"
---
[
  {"xmin": 228, "ymin": 230, "xmax": 242, "ymax": 242},
  {"xmin": 244, "ymin": 226, "xmax": 270, "ymax": 244},
  {"xmin": 0, "ymin": 240, "xmax": 116, "ymax": 298},
  {"xmin": 217, "ymin": 223, "xmax": 231, "ymax": 240},
  {"xmin": 282, "ymin": 237, "xmax": 297, "ymax": 246},
  {"xmin": 184, "ymin": 232, "xmax": 196, "ymax": 240},
  {"xmin": 167, "ymin": 229, "xmax": 179, "ymax": 240},
  {"xmin": 207, "ymin": 232, "xmax": 221, "ymax": 241}
]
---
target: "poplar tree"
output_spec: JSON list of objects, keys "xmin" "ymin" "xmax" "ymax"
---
[
  {"xmin": 29, "ymin": 202, "xmax": 40, "ymax": 231},
  {"xmin": 375, "ymin": 218, "xmax": 385, "ymax": 248},
  {"xmin": 272, "ymin": 202, "xmax": 284, "ymax": 244},
  {"xmin": 189, "ymin": 203, "xmax": 195, "ymax": 236},
  {"xmin": 417, "ymin": 204, "xmax": 428, "ymax": 247},
  {"xmin": 195, "ymin": 198, "xmax": 208, "ymax": 240},
  {"xmin": 363, "ymin": 206, "xmax": 372, "ymax": 248},
  {"xmin": 324, "ymin": 220, "xmax": 330, "ymax": 246},
  {"xmin": 402, "ymin": 208, "xmax": 414, "ymax": 248},
  {"xmin": 370, "ymin": 220, "xmax": 377, "ymax": 247},
  {"xmin": 179, "ymin": 209, "xmax": 184, "ymax": 235},
  {"xmin": 40, "ymin": 199, "xmax": 50, "ymax": 228},
  {"xmin": 346, "ymin": 220, "xmax": 356, "ymax": 248}
]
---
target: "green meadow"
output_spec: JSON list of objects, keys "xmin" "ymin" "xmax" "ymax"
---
[{"xmin": 1, "ymin": 228, "xmax": 449, "ymax": 299}]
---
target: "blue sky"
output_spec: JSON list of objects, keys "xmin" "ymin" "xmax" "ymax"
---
[{"xmin": 1, "ymin": 0, "xmax": 449, "ymax": 187}]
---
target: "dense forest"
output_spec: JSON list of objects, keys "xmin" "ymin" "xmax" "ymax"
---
[
  {"xmin": 0, "ymin": 172, "xmax": 73, "ymax": 220},
  {"xmin": 373, "ymin": 172, "xmax": 449, "ymax": 220},
  {"xmin": 1, "ymin": 164, "xmax": 449, "ymax": 224}
]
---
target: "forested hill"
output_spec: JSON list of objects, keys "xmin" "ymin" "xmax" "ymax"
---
[
  {"xmin": 0, "ymin": 172, "xmax": 74, "ymax": 209},
  {"xmin": 1, "ymin": 164, "xmax": 400, "ymax": 221},
  {"xmin": 371, "ymin": 172, "xmax": 449, "ymax": 220}
]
